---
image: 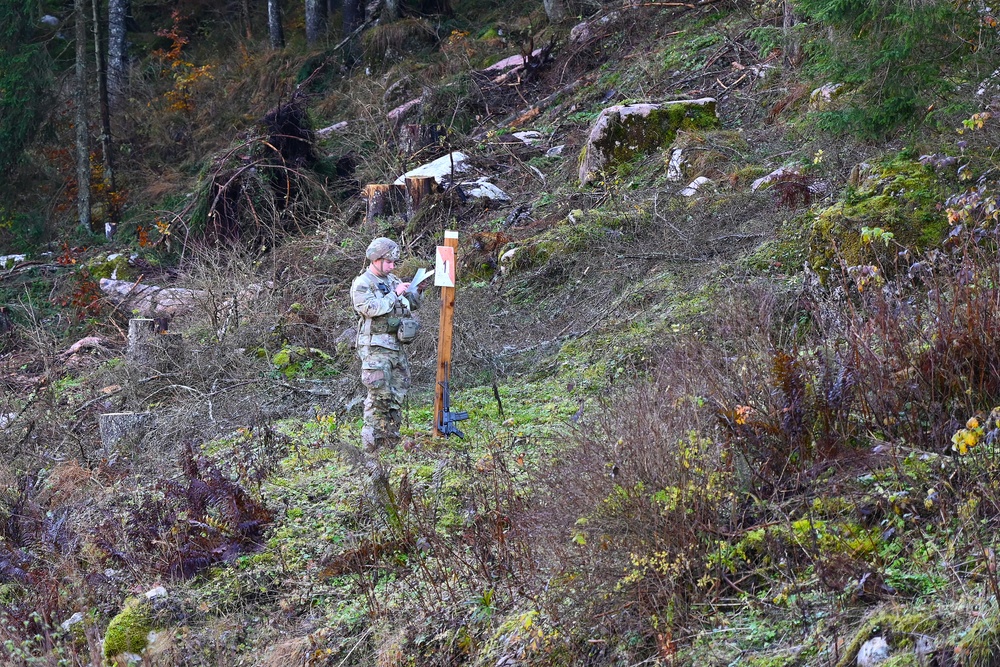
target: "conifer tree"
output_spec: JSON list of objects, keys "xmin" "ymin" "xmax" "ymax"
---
[{"xmin": 0, "ymin": 0, "xmax": 52, "ymax": 176}]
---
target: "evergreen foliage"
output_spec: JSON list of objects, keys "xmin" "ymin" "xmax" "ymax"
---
[
  {"xmin": 0, "ymin": 0, "xmax": 53, "ymax": 175},
  {"xmin": 795, "ymin": 0, "xmax": 995, "ymax": 136}
]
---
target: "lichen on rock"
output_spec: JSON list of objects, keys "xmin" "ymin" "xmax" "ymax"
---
[{"xmin": 578, "ymin": 98, "xmax": 719, "ymax": 186}]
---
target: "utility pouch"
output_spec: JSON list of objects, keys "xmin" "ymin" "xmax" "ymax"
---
[
  {"xmin": 386, "ymin": 317, "xmax": 401, "ymax": 334},
  {"xmin": 397, "ymin": 317, "xmax": 419, "ymax": 344}
]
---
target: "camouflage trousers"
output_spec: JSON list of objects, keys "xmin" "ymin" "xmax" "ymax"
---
[{"xmin": 358, "ymin": 345, "xmax": 411, "ymax": 452}]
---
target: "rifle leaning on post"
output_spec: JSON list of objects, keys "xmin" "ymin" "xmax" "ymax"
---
[{"xmin": 437, "ymin": 362, "xmax": 468, "ymax": 438}]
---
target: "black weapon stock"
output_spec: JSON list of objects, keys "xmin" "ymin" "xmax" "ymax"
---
[{"xmin": 438, "ymin": 363, "xmax": 469, "ymax": 438}]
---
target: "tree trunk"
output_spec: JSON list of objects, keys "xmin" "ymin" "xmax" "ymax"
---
[
  {"xmin": 783, "ymin": 0, "xmax": 801, "ymax": 68},
  {"xmin": 107, "ymin": 0, "xmax": 127, "ymax": 108},
  {"xmin": 268, "ymin": 0, "xmax": 285, "ymax": 49},
  {"xmin": 384, "ymin": 0, "xmax": 401, "ymax": 21},
  {"xmin": 305, "ymin": 0, "xmax": 327, "ymax": 45},
  {"xmin": 75, "ymin": 0, "xmax": 92, "ymax": 231},
  {"xmin": 241, "ymin": 0, "xmax": 253, "ymax": 40},
  {"xmin": 543, "ymin": 0, "xmax": 566, "ymax": 23},
  {"xmin": 342, "ymin": 0, "xmax": 363, "ymax": 65},
  {"xmin": 92, "ymin": 0, "xmax": 117, "ymax": 238}
]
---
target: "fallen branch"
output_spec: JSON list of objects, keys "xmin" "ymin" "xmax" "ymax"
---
[
  {"xmin": 478, "ymin": 74, "xmax": 594, "ymax": 137},
  {"xmin": 1, "ymin": 263, "xmax": 62, "ymax": 282}
]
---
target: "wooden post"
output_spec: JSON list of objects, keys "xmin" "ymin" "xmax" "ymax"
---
[{"xmin": 433, "ymin": 230, "xmax": 459, "ymax": 437}]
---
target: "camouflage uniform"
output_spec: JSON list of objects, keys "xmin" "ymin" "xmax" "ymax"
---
[{"xmin": 351, "ymin": 255, "xmax": 421, "ymax": 452}]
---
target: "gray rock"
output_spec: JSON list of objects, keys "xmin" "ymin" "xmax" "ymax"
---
[
  {"xmin": 144, "ymin": 586, "xmax": 168, "ymax": 600},
  {"xmin": 810, "ymin": 83, "xmax": 845, "ymax": 110},
  {"xmin": 914, "ymin": 635, "xmax": 935, "ymax": 667},
  {"xmin": 100, "ymin": 279, "xmax": 205, "ymax": 318},
  {"xmin": 458, "ymin": 178, "xmax": 511, "ymax": 202},
  {"xmin": 578, "ymin": 98, "xmax": 718, "ymax": 186},
  {"xmin": 393, "ymin": 151, "xmax": 470, "ymax": 187},
  {"xmin": 0, "ymin": 254, "xmax": 26, "ymax": 268},
  {"xmin": 858, "ymin": 636, "xmax": 890, "ymax": 667},
  {"xmin": 680, "ymin": 176, "xmax": 712, "ymax": 197},
  {"xmin": 60, "ymin": 612, "xmax": 85, "ymax": 632},
  {"xmin": 512, "ymin": 131, "xmax": 543, "ymax": 146}
]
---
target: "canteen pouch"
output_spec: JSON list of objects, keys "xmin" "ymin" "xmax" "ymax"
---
[{"xmin": 397, "ymin": 317, "xmax": 419, "ymax": 344}]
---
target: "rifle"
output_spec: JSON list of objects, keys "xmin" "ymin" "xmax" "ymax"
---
[{"xmin": 437, "ymin": 363, "xmax": 469, "ymax": 438}]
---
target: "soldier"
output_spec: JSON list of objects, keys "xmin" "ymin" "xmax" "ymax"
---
[{"xmin": 351, "ymin": 237, "xmax": 422, "ymax": 452}]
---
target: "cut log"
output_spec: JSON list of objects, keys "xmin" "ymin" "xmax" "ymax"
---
[
  {"xmin": 99, "ymin": 278, "xmax": 204, "ymax": 317},
  {"xmin": 405, "ymin": 176, "xmax": 435, "ymax": 218}
]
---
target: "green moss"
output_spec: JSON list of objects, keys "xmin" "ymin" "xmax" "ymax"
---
[
  {"xmin": 954, "ymin": 611, "xmax": 1000, "ymax": 667},
  {"xmin": 271, "ymin": 345, "xmax": 339, "ymax": 379},
  {"xmin": 882, "ymin": 654, "xmax": 918, "ymax": 667},
  {"xmin": 744, "ymin": 653, "xmax": 799, "ymax": 667},
  {"xmin": 835, "ymin": 610, "xmax": 938, "ymax": 667},
  {"xmin": 103, "ymin": 598, "xmax": 152, "ymax": 659},
  {"xmin": 809, "ymin": 157, "xmax": 949, "ymax": 274},
  {"xmin": 580, "ymin": 100, "xmax": 719, "ymax": 184},
  {"xmin": 86, "ymin": 253, "xmax": 132, "ymax": 281},
  {"xmin": 0, "ymin": 583, "xmax": 26, "ymax": 605}
]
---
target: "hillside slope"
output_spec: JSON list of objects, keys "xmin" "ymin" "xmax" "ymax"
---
[{"xmin": 4, "ymin": 0, "xmax": 1000, "ymax": 665}]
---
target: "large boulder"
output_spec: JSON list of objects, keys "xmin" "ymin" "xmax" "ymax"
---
[{"xmin": 578, "ymin": 98, "xmax": 718, "ymax": 186}]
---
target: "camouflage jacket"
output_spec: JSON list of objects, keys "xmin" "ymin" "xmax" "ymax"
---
[{"xmin": 351, "ymin": 268, "xmax": 421, "ymax": 351}]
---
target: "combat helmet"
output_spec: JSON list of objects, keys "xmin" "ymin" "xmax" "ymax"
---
[{"xmin": 366, "ymin": 237, "xmax": 401, "ymax": 262}]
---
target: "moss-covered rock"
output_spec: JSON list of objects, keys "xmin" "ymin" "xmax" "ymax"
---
[
  {"xmin": 579, "ymin": 99, "xmax": 720, "ymax": 186},
  {"xmin": 809, "ymin": 157, "xmax": 950, "ymax": 275},
  {"xmin": 954, "ymin": 611, "xmax": 1000, "ymax": 667},
  {"xmin": 86, "ymin": 253, "xmax": 133, "ymax": 281},
  {"xmin": 270, "ymin": 344, "xmax": 338, "ymax": 379},
  {"xmin": 103, "ymin": 597, "xmax": 153, "ymax": 660},
  {"xmin": 835, "ymin": 609, "xmax": 938, "ymax": 667}
]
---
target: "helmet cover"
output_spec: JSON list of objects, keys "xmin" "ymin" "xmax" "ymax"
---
[{"xmin": 365, "ymin": 237, "xmax": 400, "ymax": 262}]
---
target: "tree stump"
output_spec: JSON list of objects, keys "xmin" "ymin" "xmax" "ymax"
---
[
  {"xmin": 0, "ymin": 306, "xmax": 11, "ymax": 335},
  {"xmin": 361, "ymin": 184, "xmax": 405, "ymax": 227},
  {"xmin": 0, "ymin": 306, "xmax": 14, "ymax": 353},
  {"xmin": 404, "ymin": 176, "xmax": 435, "ymax": 218},
  {"xmin": 99, "ymin": 411, "xmax": 154, "ymax": 451},
  {"xmin": 127, "ymin": 318, "xmax": 183, "ymax": 371},
  {"xmin": 398, "ymin": 123, "xmax": 444, "ymax": 156}
]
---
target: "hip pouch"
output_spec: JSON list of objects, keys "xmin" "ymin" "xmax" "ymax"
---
[{"xmin": 397, "ymin": 317, "xmax": 419, "ymax": 344}]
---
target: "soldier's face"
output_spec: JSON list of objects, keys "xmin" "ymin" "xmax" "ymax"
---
[{"xmin": 372, "ymin": 258, "xmax": 395, "ymax": 277}]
